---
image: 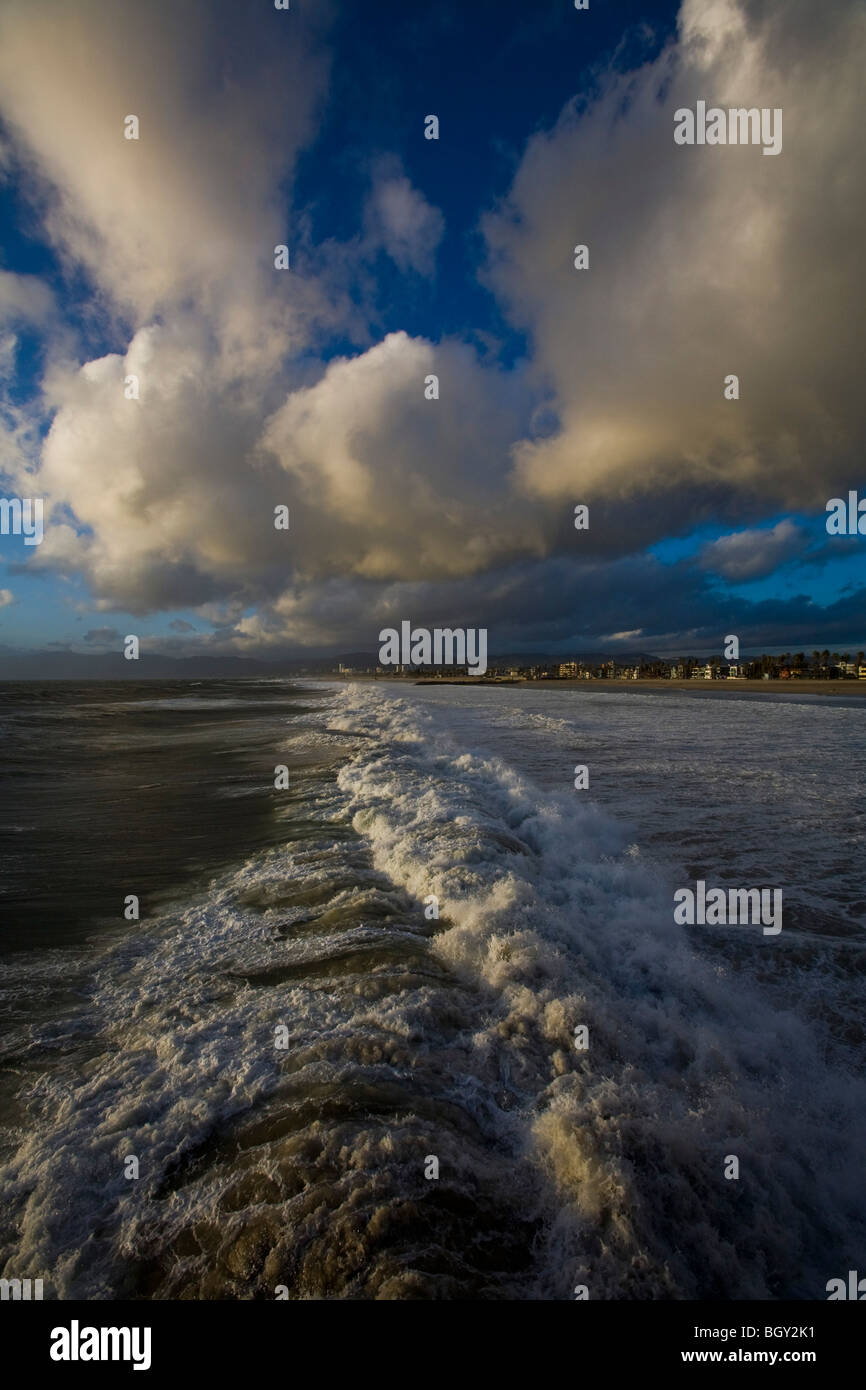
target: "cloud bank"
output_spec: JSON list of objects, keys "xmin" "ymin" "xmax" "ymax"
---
[{"xmin": 0, "ymin": 0, "xmax": 863, "ymax": 652}]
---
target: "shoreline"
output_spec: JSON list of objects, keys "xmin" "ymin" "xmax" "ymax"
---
[{"xmin": 330, "ymin": 674, "xmax": 866, "ymax": 697}]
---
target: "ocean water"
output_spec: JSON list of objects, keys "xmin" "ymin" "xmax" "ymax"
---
[{"xmin": 0, "ymin": 677, "xmax": 863, "ymax": 1300}]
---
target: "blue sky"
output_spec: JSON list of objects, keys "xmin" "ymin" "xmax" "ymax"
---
[{"xmin": 0, "ymin": 0, "xmax": 863, "ymax": 664}]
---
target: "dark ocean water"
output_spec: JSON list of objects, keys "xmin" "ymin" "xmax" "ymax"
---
[
  {"xmin": 0, "ymin": 680, "xmax": 323, "ymax": 952},
  {"xmin": 0, "ymin": 678, "xmax": 864, "ymax": 1300}
]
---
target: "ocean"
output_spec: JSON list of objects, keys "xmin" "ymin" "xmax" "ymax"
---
[{"xmin": 0, "ymin": 677, "xmax": 864, "ymax": 1300}]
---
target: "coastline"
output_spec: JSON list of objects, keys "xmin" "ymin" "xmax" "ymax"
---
[{"xmin": 330, "ymin": 674, "xmax": 866, "ymax": 696}]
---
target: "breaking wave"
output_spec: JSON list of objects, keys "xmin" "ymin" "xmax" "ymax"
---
[{"xmin": 0, "ymin": 681, "xmax": 863, "ymax": 1299}]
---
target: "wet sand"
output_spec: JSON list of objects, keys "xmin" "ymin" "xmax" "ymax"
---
[{"xmin": 336, "ymin": 675, "xmax": 866, "ymax": 696}]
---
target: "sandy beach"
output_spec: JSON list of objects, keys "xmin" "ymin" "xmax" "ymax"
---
[{"xmin": 337, "ymin": 674, "xmax": 866, "ymax": 696}]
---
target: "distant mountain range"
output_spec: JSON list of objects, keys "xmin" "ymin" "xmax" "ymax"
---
[{"xmin": 0, "ymin": 649, "xmax": 293, "ymax": 680}]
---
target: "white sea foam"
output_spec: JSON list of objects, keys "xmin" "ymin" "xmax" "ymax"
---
[
  {"xmin": 0, "ymin": 680, "xmax": 863, "ymax": 1299},
  {"xmin": 326, "ymin": 682, "xmax": 866, "ymax": 1296}
]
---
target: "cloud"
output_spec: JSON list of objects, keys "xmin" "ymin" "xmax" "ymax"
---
[
  {"xmin": 0, "ymin": 588, "xmax": 14, "ymax": 608},
  {"xmin": 169, "ymin": 618, "xmax": 196, "ymax": 633},
  {"xmin": 27, "ymin": 325, "xmax": 543, "ymax": 612},
  {"xmin": 260, "ymin": 331, "xmax": 542, "ymax": 582},
  {"xmin": 123, "ymin": 552, "xmax": 866, "ymax": 659},
  {"xmin": 364, "ymin": 163, "xmax": 445, "ymax": 275},
  {"xmin": 698, "ymin": 518, "xmax": 805, "ymax": 579},
  {"xmin": 29, "ymin": 323, "xmax": 285, "ymax": 611},
  {"xmin": 2, "ymin": 2, "xmax": 526, "ymax": 619},
  {"xmin": 1, "ymin": 0, "xmax": 863, "ymax": 655},
  {"xmin": 0, "ymin": 271, "xmax": 63, "ymax": 486},
  {"xmin": 0, "ymin": 271, "xmax": 55, "ymax": 325},
  {"xmin": 483, "ymin": 0, "xmax": 866, "ymax": 518},
  {"xmin": 83, "ymin": 626, "xmax": 120, "ymax": 644},
  {"xmin": 0, "ymin": 0, "xmax": 332, "ymax": 352}
]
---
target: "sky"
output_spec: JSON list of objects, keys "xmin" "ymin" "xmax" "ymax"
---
[{"xmin": 0, "ymin": 0, "xmax": 864, "ymax": 666}]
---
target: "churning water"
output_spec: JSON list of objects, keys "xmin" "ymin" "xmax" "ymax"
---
[{"xmin": 0, "ymin": 678, "xmax": 863, "ymax": 1299}]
